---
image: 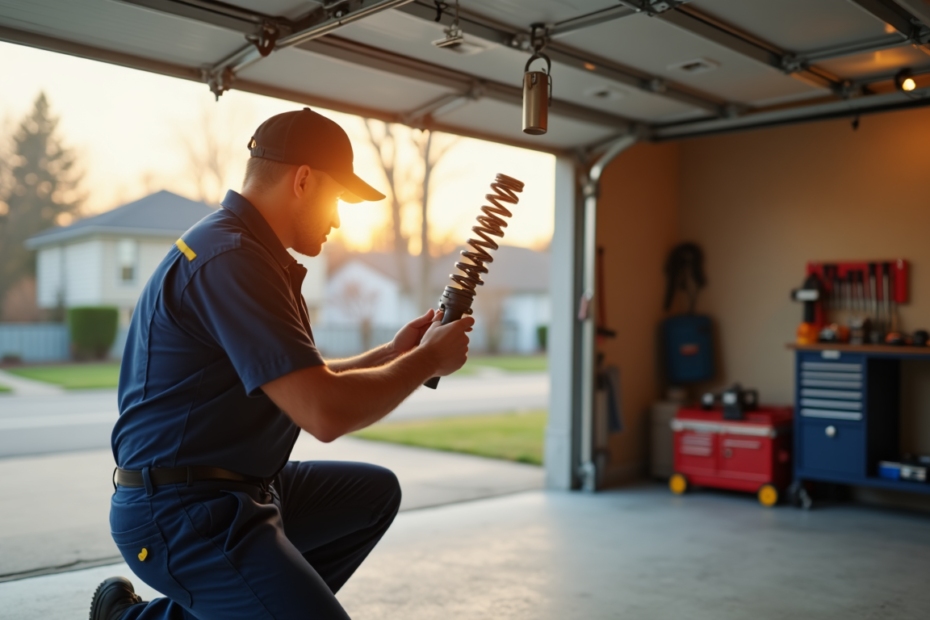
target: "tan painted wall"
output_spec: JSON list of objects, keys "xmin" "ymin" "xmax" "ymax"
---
[
  {"xmin": 596, "ymin": 142, "xmax": 680, "ymax": 480},
  {"xmin": 679, "ymin": 107, "xmax": 930, "ymax": 411},
  {"xmin": 595, "ymin": 106, "xmax": 930, "ymax": 481}
]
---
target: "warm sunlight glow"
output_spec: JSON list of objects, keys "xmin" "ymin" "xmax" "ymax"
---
[{"xmin": 1, "ymin": 42, "xmax": 556, "ymax": 253}]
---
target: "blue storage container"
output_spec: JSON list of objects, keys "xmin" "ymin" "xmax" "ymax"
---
[
  {"xmin": 878, "ymin": 461, "xmax": 902, "ymax": 480},
  {"xmin": 662, "ymin": 314, "xmax": 715, "ymax": 384}
]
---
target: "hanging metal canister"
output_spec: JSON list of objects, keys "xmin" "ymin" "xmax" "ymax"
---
[{"xmin": 522, "ymin": 52, "xmax": 552, "ymax": 135}]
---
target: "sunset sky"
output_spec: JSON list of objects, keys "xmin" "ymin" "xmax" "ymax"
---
[{"xmin": 0, "ymin": 41, "xmax": 556, "ymax": 253}]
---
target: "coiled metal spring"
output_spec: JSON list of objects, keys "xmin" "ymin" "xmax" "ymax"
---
[{"xmin": 449, "ymin": 173, "xmax": 525, "ymax": 310}]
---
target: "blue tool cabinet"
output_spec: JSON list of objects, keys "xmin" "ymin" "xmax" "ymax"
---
[{"xmin": 790, "ymin": 344, "xmax": 930, "ymax": 508}]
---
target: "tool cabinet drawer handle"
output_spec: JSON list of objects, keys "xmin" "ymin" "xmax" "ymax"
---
[{"xmin": 825, "ymin": 425, "xmax": 837, "ymax": 438}]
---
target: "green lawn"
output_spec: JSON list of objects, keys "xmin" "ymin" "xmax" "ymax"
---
[
  {"xmin": 352, "ymin": 410, "xmax": 547, "ymax": 465},
  {"xmin": 462, "ymin": 354, "xmax": 548, "ymax": 374},
  {"xmin": 5, "ymin": 363, "xmax": 121, "ymax": 389},
  {"xmin": 0, "ymin": 354, "xmax": 546, "ymax": 390},
  {"xmin": 0, "ymin": 384, "xmax": 11, "ymax": 393}
]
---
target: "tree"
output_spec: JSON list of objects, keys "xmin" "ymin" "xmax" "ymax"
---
[
  {"xmin": 363, "ymin": 121, "xmax": 412, "ymax": 295},
  {"xmin": 0, "ymin": 92, "xmax": 83, "ymax": 316},
  {"xmin": 178, "ymin": 101, "xmax": 250, "ymax": 204},
  {"xmin": 361, "ymin": 121, "xmax": 458, "ymax": 312}
]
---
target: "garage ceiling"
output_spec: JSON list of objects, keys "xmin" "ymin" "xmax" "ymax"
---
[{"xmin": 2, "ymin": 0, "xmax": 930, "ymax": 155}]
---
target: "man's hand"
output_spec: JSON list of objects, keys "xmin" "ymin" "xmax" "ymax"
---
[
  {"xmin": 390, "ymin": 308, "xmax": 436, "ymax": 356},
  {"xmin": 263, "ymin": 310, "xmax": 476, "ymax": 442},
  {"xmin": 419, "ymin": 313, "xmax": 475, "ymax": 377}
]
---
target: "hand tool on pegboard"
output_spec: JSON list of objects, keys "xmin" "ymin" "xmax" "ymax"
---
[
  {"xmin": 790, "ymin": 273, "xmax": 825, "ymax": 345},
  {"xmin": 800, "ymin": 259, "xmax": 910, "ymax": 345}
]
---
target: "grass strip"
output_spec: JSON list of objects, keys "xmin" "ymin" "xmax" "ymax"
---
[
  {"xmin": 4, "ymin": 363, "xmax": 122, "ymax": 389},
  {"xmin": 463, "ymin": 354, "xmax": 547, "ymax": 373},
  {"xmin": 352, "ymin": 410, "xmax": 546, "ymax": 465},
  {"xmin": 0, "ymin": 384, "xmax": 11, "ymax": 393}
]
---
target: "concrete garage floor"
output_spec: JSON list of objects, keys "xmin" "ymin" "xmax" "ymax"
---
[
  {"xmin": 0, "ymin": 434, "xmax": 544, "ymax": 580},
  {"xmin": 3, "ymin": 486, "xmax": 929, "ymax": 619}
]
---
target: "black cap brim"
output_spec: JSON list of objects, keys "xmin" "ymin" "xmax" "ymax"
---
[{"xmin": 333, "ymin": 170, "xmax": 385, "ymax": 204}]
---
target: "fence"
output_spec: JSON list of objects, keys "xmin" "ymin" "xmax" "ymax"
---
[
  {"xmin": 0, "ymin": 323, "xmax": 129, "ymax": 363},
  {"xmin": 0, "ymin": 320, "xmax": 523, "ymax": 364},
  {"xmin": 311, "ymin": 321, "xmax": 521, "ymax": 357}
]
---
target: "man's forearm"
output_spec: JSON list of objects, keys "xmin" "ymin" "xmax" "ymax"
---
[
  {"xmin": 315, "ymin": 346, "xmax": 436, "ymax": 438},
  {"xmin": 326, "ymin": 341, "xmax": 398, "ymax": 373}
]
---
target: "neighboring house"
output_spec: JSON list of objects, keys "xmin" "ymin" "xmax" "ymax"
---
[
  {"xmin": 25, "ymin": 191, "xmax": 217, "ymax": 327},
  {"xmin": 322, "ymin": 246, "xmax": 550, "ymax": 354},
  {"xmin": 25, "ymin": 190, "xmax": 329, "ymax": 329},
  {"xmin": 288, "ymin": 249, "xmax": 329, "ymax": 325}
]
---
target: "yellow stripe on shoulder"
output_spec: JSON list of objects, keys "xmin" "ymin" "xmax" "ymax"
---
[{"xmin": 175, "ymin": 238, "xmax": 197, "ymax": 262}]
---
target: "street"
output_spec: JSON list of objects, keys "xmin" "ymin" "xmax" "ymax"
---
[{"xmin": 0, "ymin": 371, "xmax": 548, "ymax": 458}]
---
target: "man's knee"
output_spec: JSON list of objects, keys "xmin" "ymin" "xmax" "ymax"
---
[{"xmin": 368, "ymin": 465, "xmax": 402, "ymax": 516}]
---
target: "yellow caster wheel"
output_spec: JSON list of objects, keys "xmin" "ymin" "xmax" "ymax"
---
[
  {"xmin": 669, "ymin": 473, "xmax": 688, "ymax": 495},
  {"xmin": 758, "ymin": 484, "xmax": 779, "ymax": 507}
]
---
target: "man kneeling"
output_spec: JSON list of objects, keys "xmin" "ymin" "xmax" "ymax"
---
[{"xmin": 91, "ymin": 109, "xmax": 472, "ymax": 620}]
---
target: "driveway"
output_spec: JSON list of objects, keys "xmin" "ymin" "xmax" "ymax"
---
[
  {"xmin": 0, "ymin": 434, "xmax": 544, "ymax": 581},
  {"xmin": 0, "ymin": 371, "xmax": 548, "ymax": 459},
  {"xmin": 0, "ymin": 371, "xmax": 548, "ymax": 580}
]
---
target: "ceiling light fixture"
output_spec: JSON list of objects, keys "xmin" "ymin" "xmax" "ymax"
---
[
  {"xmin": 895, "ymin": 69, "xmax": 916, "ymax": 92},
  {"xmin": 432, "ymin": 0, "xmax": 464, "ymax": 50},
  {"xmin": 667, "ymin": 58, "xmax": 720, "ymax": 75}
]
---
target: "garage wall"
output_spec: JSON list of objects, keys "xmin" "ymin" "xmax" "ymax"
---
[
  {"xmin": 594, "ymin": 106, "xmax": 930, "ymax": 484},
  {"xmin": 679, "ymin": 107, "xmax": 930, "ymax": 460},
  {"xmin": 679, "ymin": 107, "xmax": 930, "ymax": 410},
  {"xmin": 596, "ymin": 142, "xmax": 680, "ymax": 481}
]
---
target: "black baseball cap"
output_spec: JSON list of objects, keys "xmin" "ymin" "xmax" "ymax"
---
[{"xmin": 247, "ymin": 108, "xmax": 385, "ymax": 203}]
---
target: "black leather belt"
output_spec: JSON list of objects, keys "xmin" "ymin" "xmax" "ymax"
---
[{"xmin": 114, "ymin": 466, "xmax": 271, "ymax": 489}]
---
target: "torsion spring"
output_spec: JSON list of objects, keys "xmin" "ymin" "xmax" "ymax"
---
[{"xmin": 424, "ymin": 173, "xmax": 525, "ymax": 389}]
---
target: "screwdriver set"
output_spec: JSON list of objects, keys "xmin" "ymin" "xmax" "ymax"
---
[{"xmin": 799, "ymin": 259, "xmax": 911, "ymax": 345}]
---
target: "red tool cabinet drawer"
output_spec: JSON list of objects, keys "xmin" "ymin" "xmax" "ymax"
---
[
  {"xmin": 672, "ymin": 406, "xmax": 793, "ymax": 495},
  {"xmin": 799, "ymin": 419, "xmax": 865, "ymax": 476}
]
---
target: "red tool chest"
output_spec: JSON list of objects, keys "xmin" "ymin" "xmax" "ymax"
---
[{"xmin": 670, "ymin": 406, "xmax": 793, "ymax": 506}]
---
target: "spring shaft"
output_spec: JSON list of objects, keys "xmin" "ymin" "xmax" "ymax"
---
[{"xmin": 444, "ymin": 173, "xmax": 525, "ymax": 313}]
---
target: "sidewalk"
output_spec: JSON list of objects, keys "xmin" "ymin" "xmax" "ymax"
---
[
  {"xmin": 0, "ymin": 432, "xmax": 543, "ymax": 581},
  {"xmin": 0, "ymin": 368, "xmax": 63, "ymax": 396}
]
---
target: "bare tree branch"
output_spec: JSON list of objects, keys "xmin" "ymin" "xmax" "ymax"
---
[{"xmin": 363, "ymin": 119, "xmax": 410, "ymax": 293}]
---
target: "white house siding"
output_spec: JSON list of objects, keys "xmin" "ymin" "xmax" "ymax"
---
[
  {"xmin": 502, "ymin": 293, "xmax": 551, "ymax": 354},
  {"xmin": 100, "ymin": 237, "xmax": 174, "ymax": 322},
  {"xmin": 321, "ymin": 261, "xmax": 402, "ymax": 328},
  {"xmin": 289, "ymin": 250, "xmax": 327, "ymax": 321},
  {"xmin": 62, "ymin": 239, "xmax": 104, "ymax": 307},
  {"xmin": 36, "ymin": 246, "xmax": 63, "ymax": 308},
  {"xmin": 139, "ymin": 239, "xmax": 174, "ymax": 287}
]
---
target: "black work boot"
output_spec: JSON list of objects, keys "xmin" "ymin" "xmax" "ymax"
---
[{"xmin": 89, "ymin": 576, "xmax": 144, "ymax": 620}]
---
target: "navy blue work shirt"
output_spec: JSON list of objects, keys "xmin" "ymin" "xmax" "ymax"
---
[{"xmin": 113, "ymin": 190, "xmax": 325, "ymax": 478}]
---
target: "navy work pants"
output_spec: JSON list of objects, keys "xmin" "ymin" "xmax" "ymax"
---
[{"xmin": 110, "ymin": 461, "xmax": 402, "ymax": 619}]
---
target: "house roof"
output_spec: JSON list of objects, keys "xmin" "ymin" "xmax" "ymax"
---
[
  {"xmin": 334, "ymin": 245, "xmax": 549, "ymax": 293},
  {"xmin": 25, "ymin": 190, "xmax": 217, "ymax": 249}
]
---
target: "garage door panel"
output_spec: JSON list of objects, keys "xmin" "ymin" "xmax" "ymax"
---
[
  {"xmin": 0, "ymin": 0, "xmax": 246, "ymax": 67},
  {"xmin": 438, "ymin": 97, "xmax": 617, "ymax": 151},
  {"xmin": 238, "ymin": 46, "xmax": 458, "ymax": 115}
]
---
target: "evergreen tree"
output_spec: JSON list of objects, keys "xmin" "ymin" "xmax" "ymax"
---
[{"xmin": 0, "ymin": 92, "xmax": 83, "ymax": 309}]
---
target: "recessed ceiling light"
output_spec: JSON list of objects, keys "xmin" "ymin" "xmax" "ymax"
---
[
  {"xmin": 667, "ymin": 58, "xmax": 720, "ymax": 74},
  {"xmin": 432, "ymin": 36, "xmax": 488, "ymax": 55},
  {"xmin": 584, "ymin": 86, "xmax": 626, "ymax": 101}
]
